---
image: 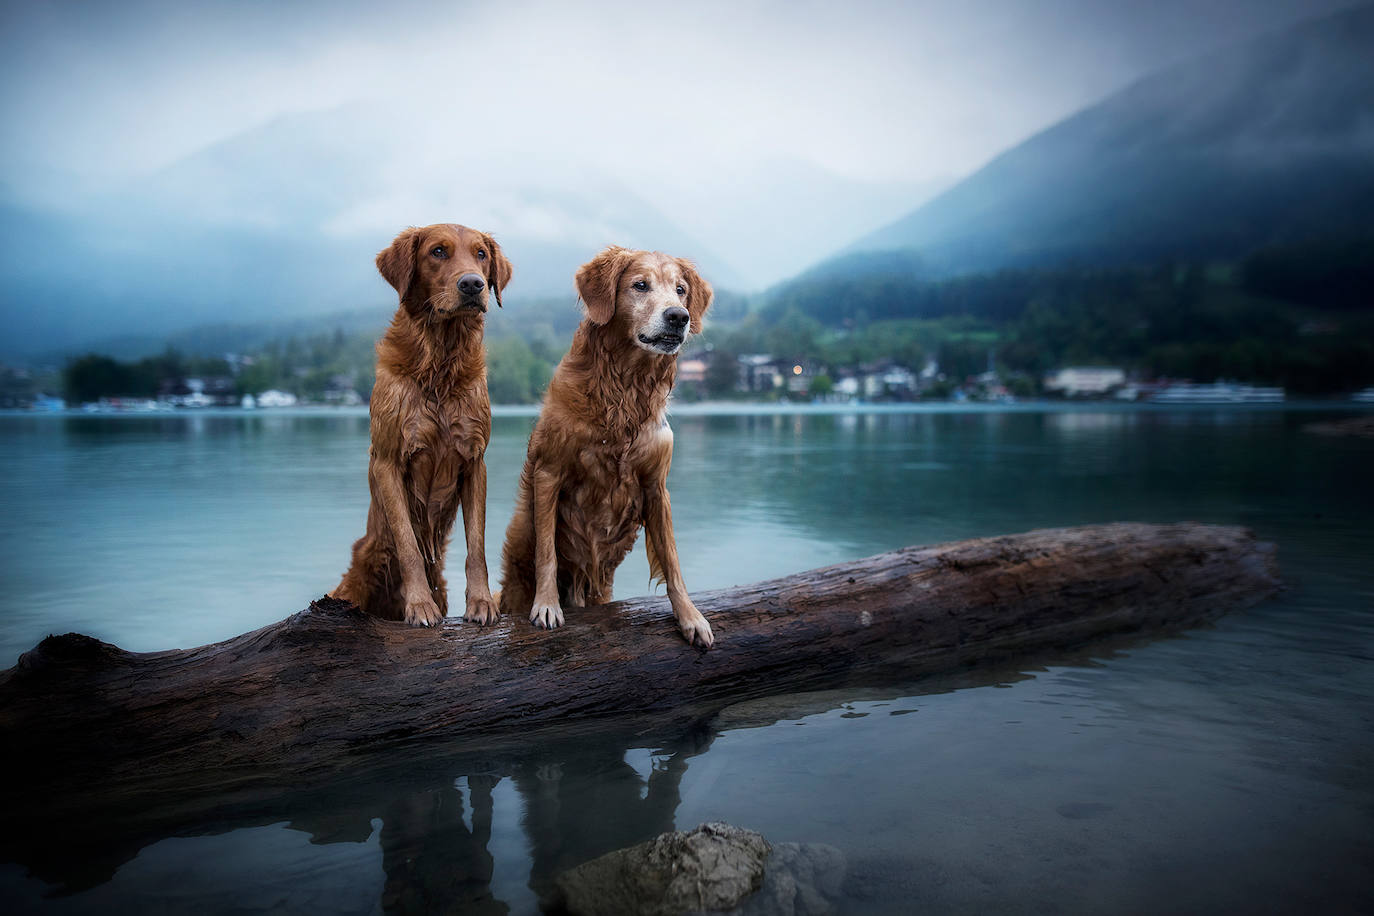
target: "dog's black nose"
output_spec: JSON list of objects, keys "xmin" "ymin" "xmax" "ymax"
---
[
  {"xmin": 663, "ymin": 307, "xmax": 689, "ymax": 330},
  {"xmin": 457, "ymin": 273, "xmax": 486, "ymax": 296}
]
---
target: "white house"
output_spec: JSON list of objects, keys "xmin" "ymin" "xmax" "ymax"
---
[
  {"xmin": 256, "ymin": 389, "xmax": 298, "ymax": 408},
  {"xmin": 1044, "ymin": 367, "xmax": 1126, "ymax": 397},
  {"xmin": 861, "ymin": 363, "xmax": 917, "ymax": 399}
]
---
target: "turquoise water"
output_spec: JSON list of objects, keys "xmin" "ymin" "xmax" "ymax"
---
[{"xmin": 1, "ymin": 404, "xmax": 1372, "ymax": 913}]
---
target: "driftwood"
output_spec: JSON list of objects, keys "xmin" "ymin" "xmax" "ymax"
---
[
  {"xmin": 0, "ymin": 522, "xmax": 1279, "ymax": 892},
  {"xmin": 3, "ymin": 523, "xmax": 1275, "ymax": 795}
]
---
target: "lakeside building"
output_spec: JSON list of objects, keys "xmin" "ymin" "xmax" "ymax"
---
[
  {"xmin": 737, "ymin": 354, "xmax": 784, "ymax": 393},
  {"xmin": 0, "ymin": 365, "xmax": 39, "ymax": 408},
  {"xmin": 860, "ymin": 361, "xmax": 918, "ymax": 400},
  {"xmin": 829, "ymin": 362, "xmax": 922, "ymax": 401},
  {"xmin": 1044, "ymin": 367, "xmax": 1127, "ymax": 397},
  {"xmin": 677, "ymin": 358, "xmax": 708, "ymax": 386},
  {"xmin": 785, "ymin": 360, "xmax": 822, "ymax": 395},
  {"xmin": 255, "ymin": 389, "xmax": 298, "ymax": 408},
  {"xmin": 322, "ymin": 373, "xmax": 363, "ymax": 406},
  {"xmin": 159, "ymin": 376, "xmax": 238, "ymax": 408}
]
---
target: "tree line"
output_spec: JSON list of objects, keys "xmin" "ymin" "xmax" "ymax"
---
[
  {"xmin": 710, "ymin": 241, "xmax": 1374, "ymax": 395},
  {"xmin": 62, "ymin": 240, "xmax": 1374, "ymax": 404}
]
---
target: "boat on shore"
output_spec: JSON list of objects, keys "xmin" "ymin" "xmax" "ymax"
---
[{"xmin": 1149, "ymin": 382, "xmax": 1285, "ymax": 404}]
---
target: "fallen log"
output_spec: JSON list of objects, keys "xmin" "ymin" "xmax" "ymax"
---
[{"xmin": 1, "ymin": 523, "xmax": 1277, "ymax": 809}]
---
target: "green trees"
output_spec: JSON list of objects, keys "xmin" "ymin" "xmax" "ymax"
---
[
  {"xmin": 64, "ymin": 355, "xmax": 142, "ymax": 402},
  {"xmin": 739, "ymin": 251, "xmax": 1373, "ymax": 393},
  {"xmin": 56, "ymin": 238, "xmax": 1374, "ymax": 405},
  {"xmin": 63, "ymin": 350, "xmax": 236, "ymax": 402},
  {"xmin": 486, "ymin": 337, "xmax": 553, "ymax": 405}
]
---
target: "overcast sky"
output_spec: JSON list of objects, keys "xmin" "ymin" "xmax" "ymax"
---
[{"xmin": 2, "ymin": 0, "xmax": 1358, "ymax": 195}]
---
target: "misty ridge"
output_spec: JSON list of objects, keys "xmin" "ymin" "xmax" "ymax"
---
[
  {"xmin": 1, "ymin": 1, "xmax": 1372, "ymax": 396},
  {"xmin": 0, "ymin": 106, "xmax": 934, "ymax": 360},
  {"xmin": 843, "ymin": 0, "xmax": 1374, "ymax": 273}
]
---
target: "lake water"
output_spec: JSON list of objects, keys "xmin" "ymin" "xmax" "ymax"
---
[{"xmin": 1, "ymin": 404, "xmax": 1372, "ymax": 914}]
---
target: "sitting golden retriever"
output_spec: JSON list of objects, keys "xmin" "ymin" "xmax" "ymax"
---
[
  {"xmin": 332, "ymin": 224, "xmax": 511, "ymax": 627},
  {"xmin": 498, "ymin": 246, "xmax": 714, "ymax": 647}
]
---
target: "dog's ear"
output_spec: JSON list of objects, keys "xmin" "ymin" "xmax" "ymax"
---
[
  {"xmin": 575, "ymin": 246, "xmax": 635, "ymax": 326},
  {"xmin": 481, "ymin": 233, "xmax": 513, "ymax": 308},
  {"xmin": 376, "ymin": 227, "xmax": 422, "ymax": 306},
  {"xmin": 676, "ymin": 258, "xmax": 713, "ymax": 335}
]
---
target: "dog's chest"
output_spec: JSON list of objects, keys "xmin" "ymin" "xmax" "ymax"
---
[
  {"xmin": 404, "ymin": 397, "xmax": 488, "ymax": 462},
  {"xmin": 563, "ymin": 421, "xmax": 670, "ymax": 544},
  {"xmin": 401, "ymin": 398, "xmax": 488, "ymax": 505}
]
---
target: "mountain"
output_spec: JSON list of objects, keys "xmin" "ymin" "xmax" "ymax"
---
[
  {"xmin": 0, "ymin": 103, "xmax": 755, "ymax": 361},
  {"xmin": 0, "ymin": 94, "xmax": 939, "ymax": 363},
  {"xmin": 634, "ymin": 159, "xmax": 949, "ymax": 284},
  {"xmin": 840, "ymin": 3, "xmax": 1374, "ymax": 277}
]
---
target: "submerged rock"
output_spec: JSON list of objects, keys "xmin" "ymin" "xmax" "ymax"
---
[
  {"xmin": 736, "ymin": 842, "xmax": 847, "ymax": 916},
  {"xmin": 548, "ymin": 822, "xmax": 845, "ymax": 916},
  {"xmin": 1305, "ymin": 416, "xmax": 1374, "ymax": 438}
]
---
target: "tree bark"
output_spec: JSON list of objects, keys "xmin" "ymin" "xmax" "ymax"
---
[{"xmin": 1, "ymin": 523, "xmax": 1278, "ymax": 809}]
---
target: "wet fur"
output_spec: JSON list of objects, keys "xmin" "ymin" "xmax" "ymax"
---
[
  {"xmin": 498, "ymin": 247, "xmax": 715, "ymax": 646},
  {"xmin": 332, "ymin": 224, "xmax": 512, "ymax": 626}
]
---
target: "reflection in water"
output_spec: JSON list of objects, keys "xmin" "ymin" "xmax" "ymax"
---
[
  {"xmin": 514, "ymin": 725, "xmax": 714, "ymax": 904},
  {"xmin": 0, "ymin": 639, "xmax": 1067, "ymax": 914},
  {"xmin": 1, "ymin": 715, "xmax": 719, "ymax": 914},
  {"xmin": 376, "ymin": 777, "xmax": 504, "ymax": 914},
  {"xmin": 1042, "ymin": 409, "xmax": 1139, "ymax": 432}
]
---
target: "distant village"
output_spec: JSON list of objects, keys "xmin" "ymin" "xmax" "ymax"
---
[
  {"xmin": 675, "ymin": 353, "xmax": 1291, "ymax": 404},
  {"xmin": 0, "ymin": 353, "xmax": 363, "ymax": 412},
  {"xmin": 0, "ymin": 347, "xmax": 1327, "ymax": 412}
]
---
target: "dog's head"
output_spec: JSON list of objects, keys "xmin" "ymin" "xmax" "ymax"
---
[
  {"xmin": 376, "ymin": 224, "xmax": 513, "ymax": 320},
  {"xmin": 574, "ymin": 247, "xmax": 712, "ymax": 356}
]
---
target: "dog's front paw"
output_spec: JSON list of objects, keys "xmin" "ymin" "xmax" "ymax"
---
[
  {"xmin": 403, "ymin": 594, "xmax": 445, "ymax": 628},
  {"xmin": 677, "ymin": 608, "xmax": 715, "ymax": 648},
  {"xmin": 465, "ymin": 594, "xmax": 498, "ymax": 626},
  {"xmin": 530, "ymin": 602, "xmax": 564, "ymax": 630}
]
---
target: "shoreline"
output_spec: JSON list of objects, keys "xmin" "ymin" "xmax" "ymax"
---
[{"xmin": 3, "ymin": 399, "xmax": 1374, "ymax": 420}]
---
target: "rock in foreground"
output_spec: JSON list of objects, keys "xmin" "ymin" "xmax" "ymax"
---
[{"xmin": 549, "ymin": 822, "xmax": 846, "ymax": 916}]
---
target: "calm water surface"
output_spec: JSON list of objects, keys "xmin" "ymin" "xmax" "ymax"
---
[{"xmin": 1, "ymin": 404, "xmax": 1371, "ymax": 914}]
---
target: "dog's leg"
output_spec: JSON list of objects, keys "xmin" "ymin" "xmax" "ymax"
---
[
  {"xmin": 497, "ymin": 469, "xmax": 536, "ymax": 618},
  {"xmin": 529, "ymin": 466, "xmax": 565, "ymax": 629},
  {"xmin": 643, "ymin": 482, "xmax": 714, "ymax": 648},
  {"xmin": 371, "ymin": 458, "xmax": 444, "ymax": 627},
  {"xmin": 460, "ymin": 458, "xmax": 498, "ymax": 625}
]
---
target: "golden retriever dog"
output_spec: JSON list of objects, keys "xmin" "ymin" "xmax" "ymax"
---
[
  {"xmin": 331, "ymin": 224, "xmax": 512, "ymax": 627},
  {"xmin": 498, "ymin": 246, "xmax": 714, "ymax": 647}
]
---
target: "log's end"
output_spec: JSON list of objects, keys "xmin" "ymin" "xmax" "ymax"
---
[
  {"xmin": 1246, "ymin": 532, "xmax": 1282, "ymax": 592},
  {"xmin": 1174, "ymin": 523, "xmax": 1283, "ymax": 607},
  {"xmin": 11, "ymin": 632, "xmax": 133, "ymax": 680}
]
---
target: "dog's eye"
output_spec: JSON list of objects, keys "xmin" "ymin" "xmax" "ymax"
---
[
  {"xmin": 476, "ymin": 250, "xmax": 487, "ymax": 261},
  {"xmin": 633, "ymin": 280, "xmax": 649, "ymax": 292},
  {"xmin": 676, "ymin": 285, "xmax": 687, "ymax": 297},
  {"xmin": 431, "ymin": 246, "xmax": 448, "ymax": 259}
]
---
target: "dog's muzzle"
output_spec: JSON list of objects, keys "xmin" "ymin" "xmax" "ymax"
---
[{"xmin": 637, "ymin": 332, "xmax": 684, "ymax": 353}]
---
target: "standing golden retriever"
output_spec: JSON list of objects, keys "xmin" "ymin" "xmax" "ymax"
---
[
  {"xmin": 332, "ymin": 224, "xmax": 512, "ymax": 627},
  {"xmin": 498, "ymin": 246, "xmax": 714, "ymax": 647}
]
